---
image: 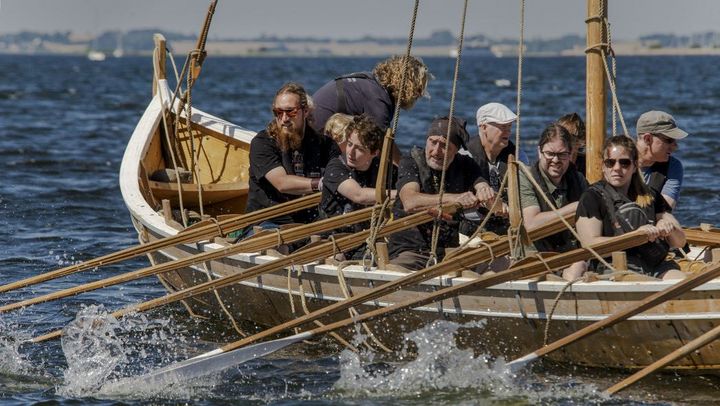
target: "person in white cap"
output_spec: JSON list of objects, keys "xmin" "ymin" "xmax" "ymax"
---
[{"xmin": 635, "ymin": 110, "xmax": 688, "ymax": 209}]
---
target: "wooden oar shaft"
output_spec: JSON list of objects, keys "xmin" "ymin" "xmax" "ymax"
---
[
  {"xmin": 0, "ymin": 193, "xmax": 320, "ymax": 294},
  {"xmin": 32, "ymin": 205, "xmax": 439, "ymax": 343},
  {"xmin": 684, "ymin": 229, "xmax": 720, "ymax": 247},
  {"xmin": 527, "ymin": 256, "xmax": 720, "ymax": 363},
  {"xmin": 3, "ymin": 206, "xmax": 374, "ymax": 314},
  {"xmin": 218, "ymin": 212, "xmax": 577, "ymax": 354},
  {"xmin": 308, "ymin": 230, "xmax": 650, "ymax": 341},
  {"xmin": 606, "ymin": 322, "xmax": 720, "ymax": 395}
]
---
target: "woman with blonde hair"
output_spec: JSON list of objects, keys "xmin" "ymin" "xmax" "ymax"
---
[
  {"xmin": 324, "ymin": 113, "xmax": 353, "ymax": 151},
  {"xmin": 575, "ymin": 135, "xmax": 686, "ymax": 279}
]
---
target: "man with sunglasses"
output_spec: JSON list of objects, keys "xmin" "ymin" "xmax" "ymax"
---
[
  {"xmin": 246, "ymin": 82, "xmax": 340, "ymax": 235},
  {"xmin": 635, "ymin": 110, "xmax": 688, "ymax": 209}
]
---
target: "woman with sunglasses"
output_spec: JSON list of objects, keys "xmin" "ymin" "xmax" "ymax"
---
[
  {"xmin": 576, "ymin": 135, "xmax": 686, "ymax": 279},
  {"xmin": 518, "ymin": 123, "xmax": 588, "ymax": 280}
]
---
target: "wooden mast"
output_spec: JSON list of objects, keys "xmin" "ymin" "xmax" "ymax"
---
[{"xmin": 585, "ymin": 0, "xmax": 608, "ymax": 183}]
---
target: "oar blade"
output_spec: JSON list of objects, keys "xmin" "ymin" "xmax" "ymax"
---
[{"xmin": 104, "ymin": 332, "xmax": 311, "ymax": 389}]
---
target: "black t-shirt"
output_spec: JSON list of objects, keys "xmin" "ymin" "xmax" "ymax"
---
[
  {"xmin": 246, "ymin": 126, "xmax": 340, "ymax": 224},
  {"xmin": 319, "ymin": 156, "xmax": 380, "ymax": 229},
  {"xmin": 388, "ymin": 149, "xmax": 485, "ymax": 258},
  {"xmin": 575, "ymin": 181, "xmax": 669, "ymax": 237},
  {"xmin": 310, "ymin": 73, "xmax": 394, "ymax": 134}
]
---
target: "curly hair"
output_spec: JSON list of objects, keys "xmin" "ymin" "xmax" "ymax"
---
[
  {"xmin": 373, "ymin": 55, "xmax": 430, "ymax": 110},
  {"xmin": 603, "ymin": 135, "xmax": 654, "ymax": 207},
  {"xmin": 346, "ymin": 114, "xmax": 384, "ymax": 153}
]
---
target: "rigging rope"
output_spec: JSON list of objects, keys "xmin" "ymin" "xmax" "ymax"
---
[
  {"xmin": 428, "ymin": 0, "xmax": 469, "ymax": 265},
  {"xmin": 514, "ymin": 0, "xmax": 526, "ymax": 158}
]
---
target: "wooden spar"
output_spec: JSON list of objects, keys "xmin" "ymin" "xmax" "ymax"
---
[
  {"xmin": 606, "ymin": 322, "xmax": 720, "ymax": 395},
  {"xmin": 508, "ymin": 260, "xmax": 720, "ymax": 371},
  {"xmin": 31, "ymin": 204, "xmax": 449, "ymax": 343},
  {"xmin": 684, "ymin": 228, "xmax": 720, "ymax": 246},
  {"xmin": 585, "ymin": 0, "xmax": 608, "ymax": 183},
  {"xmin": 374, "ymin": 128, "xmax": 394, "ymax": 203},
  {"xmin": 0, "ymin": 206, "xmax": 377, "ymax": 314},
  {"xmin": 0, "ymin": 193, "xmax": 321, "ymax": 295},
  {"xmin": 152, "ymin": 34, "xmax": 167, "ymax": 96},
  {"xmin": 189, "ymin": 0, "xmax": 218, "ymax": 81}
]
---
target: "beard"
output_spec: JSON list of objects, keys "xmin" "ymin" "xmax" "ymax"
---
[{"xmin": 277, "ymin": 122, "xmax": 304, "ymax": 151}]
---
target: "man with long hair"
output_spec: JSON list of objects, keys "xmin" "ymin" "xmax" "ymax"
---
[{"xmin": 246, "ymin": 82, "xmax": 339, "ymax": 229}]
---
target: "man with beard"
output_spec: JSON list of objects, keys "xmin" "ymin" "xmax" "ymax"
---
[
  {"xmin": 311, "ymin": 55, "xmax": 431, "ymax": 164},
  {"xmin": 319, "ymin": 114, "xmax": 395, "ymax": 260},
  {"xmin": 388, "ymin": 116, "xmax": 496, "ymax": 271},
  {"xmin": 246, "ymin": 82, "xmax": 339, "ymax": 230},
  {"xmin": 635, "ymin": 110, "xmax": 688, "ymax": 210},
  {"xmin": 518, "ymin": 123, "xmax": 588, "ymax": 280}
]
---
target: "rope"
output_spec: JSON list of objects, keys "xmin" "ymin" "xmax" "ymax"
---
[
  {"xmin": 543, "ymin": 276, "xmax": 583, "ymax": 345},
  {"xmin": 336, "ymin": 262, "xmax": 392, "ymax": 353},
  {"xmin": 429, "ymin": 0, "xmax": 469, "ymax": 262},
  {"xmin": 365, "ymin": 0, "xmax": 420, "ymax": 259},
  {"xmin": 329, "ymin": 235, "xmax": 341, "ymax": 257},
  {"xmin": 199, "ymin": 258, "xmax": 248, "ymax": 338},
  {"xmin": 154, "ymin": 45, "xmax": 189, "ymax": 226},
  {"xmin": 515, "ymin": 0, "xmax": 526, "ymax": 158},
  {"xmin": 516, "ymin": 161, "xmax": 617, "ymax": 271}
]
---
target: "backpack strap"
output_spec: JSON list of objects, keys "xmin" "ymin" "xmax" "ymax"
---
[{"xmin": 334, "ymin": 72, "xmax": 374, "ymax": 115}]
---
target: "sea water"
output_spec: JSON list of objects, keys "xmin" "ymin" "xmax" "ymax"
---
[{"xmin": 1, "ymin": 54, "xmax": 720, "ymax": 404}]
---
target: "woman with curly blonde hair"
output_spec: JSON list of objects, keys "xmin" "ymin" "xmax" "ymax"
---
[{"xmin": 311, "ymin": 55, "xmax": 431, "ymax": 164}]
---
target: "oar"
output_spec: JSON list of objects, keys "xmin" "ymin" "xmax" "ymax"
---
[
  {"xmin": 0, "ymin": 193, "xmax": 320, "ymax": 294},
  {"xmin": 31, "ymin": 204, "xmax": 447, "ymax": 343},
  {"xmin": 606, "ymin": 321, "xmax": 720, "ymax": 395},
  {"xmin": 0, "ymin": 206, "xmax": 376, "ymax": 314},
  {"xmin": 684, "ymin": 228, "xmax": 720, "ymax": 246},
  {"xmin": 113, "ymin": 229, "xmax": 650, "ymax": 386},
  {"xmin": 507, "ymin": 260, "xmax": 720, "ymax": 372}
]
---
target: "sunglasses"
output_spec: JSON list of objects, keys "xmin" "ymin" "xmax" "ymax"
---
[
  {"xmin": 272, "ymin": 106, "xmax": 302, "ymax": 118},
  {"xmin": 653, "ymin": 133, "xmax": 677, "ymax": 145},
  {"xmin": 603, "ymin": 158, "xmax": 633, "ymax": 169}
]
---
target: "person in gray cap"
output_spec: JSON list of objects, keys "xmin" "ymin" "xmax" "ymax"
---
[
  {"xmin": 387, "ymin": 116, "xmax": 496, "ymax": 271},
  {"xmin": 635, "ymin": 110, "xmax": 688, "ymax": 209}
]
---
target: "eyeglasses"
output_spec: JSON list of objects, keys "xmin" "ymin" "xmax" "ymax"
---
[
  {"xmin": 540, "ymin": 150, "xmax": 570, "ymax": 161},
  {"xmin": 603, "ymin": 158, "xmax": 633, "ymax": 169},
  {"xmin": 653, "ymin": 133, "xmax": 677, "ymax": 145},
  {"xmin": 272, "ymin": 106, "xmax": 302, "ymax": 118}
]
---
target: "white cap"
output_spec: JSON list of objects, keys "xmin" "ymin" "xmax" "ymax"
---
[{"xmin": 476, "ymin": 102, "xmax": 517, "ymax": 126}]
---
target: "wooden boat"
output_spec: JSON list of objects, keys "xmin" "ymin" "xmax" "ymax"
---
[{"xmin": 119, "ymin": 29, "xmax": 720, "ymax": 373}]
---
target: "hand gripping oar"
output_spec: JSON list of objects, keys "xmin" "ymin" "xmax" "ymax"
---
[
  {"xmin": 0, "ymin": 193, "xmax": 320, "ymax": 295},
  {"xmin": 605, "ymin": 320, "xmax": 720, "ymax": 395},
  {"xmin": 507, "ymin": 258, "xmax": 720, "ymax": 372},
  {"xmin": 31, "ymin": 204, "xmax": 447, "ymax": 343},
  {"xmin": 115, "ymin": 230, "xmax": 650, "ymax": 386},
  {"xmin": 0, "ymin": 206, "xmax": 376, "ymax": 314}
]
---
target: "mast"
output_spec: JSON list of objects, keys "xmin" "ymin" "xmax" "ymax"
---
[{"xmin": 585, "ymin": 0, "xmax": 608, "ymax": 183}]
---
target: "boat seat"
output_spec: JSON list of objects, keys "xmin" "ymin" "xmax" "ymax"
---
[{"xmin": 148, "ymin": 179, "xmax": 249, "ymax": 206}]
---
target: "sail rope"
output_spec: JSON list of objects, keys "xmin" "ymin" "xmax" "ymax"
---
[
  {"xmin": 363, "ymin": 0, "xmax": 420, "ymax": 264},
  {"xmin": 427, "ymin": 0, "xmax": 469, "ymax": 267}
]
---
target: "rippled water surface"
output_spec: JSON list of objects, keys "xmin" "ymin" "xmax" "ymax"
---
[{"xmin": 1, "ymin": 53, "xmax": 719, "ymax": 404}]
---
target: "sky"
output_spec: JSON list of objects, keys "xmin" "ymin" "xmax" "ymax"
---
[{"xmin": 0, "ymin": 0, "xmax": 718, "ymax": 40}]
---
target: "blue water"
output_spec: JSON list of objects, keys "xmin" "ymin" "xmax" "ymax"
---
[{"xmin": 1, "ymin": 53, "xmax": 719, "ymax": 404}]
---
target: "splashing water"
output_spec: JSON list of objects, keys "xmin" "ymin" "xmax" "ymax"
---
[
  {"xmin": 56, "ymin": 304, "xmax": 219, "ymax": 400},
  {"xmin": 334, "ymin": 319, "xmax": 611, "ymax": 404},
  {"xmin": 0, "ymin": 317, "xmax": 47, "ymax": 378}
]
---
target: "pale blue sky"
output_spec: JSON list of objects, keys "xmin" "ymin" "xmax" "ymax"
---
[{"xmin": 0, "ymin": 0, "xmax": 718, "ymax": 40}]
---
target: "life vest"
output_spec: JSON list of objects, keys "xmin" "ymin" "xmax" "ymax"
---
[
  {"xmin": 529, "ymin": 162, "xmax": 585, "ymax": 253},
  {"xmin": 591, "ymin": 181, "xmax": 670, "ymax": 274}
]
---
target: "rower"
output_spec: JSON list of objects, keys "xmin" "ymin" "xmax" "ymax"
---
[
  {"xmin": 518, "ymin": 123, "xmax": 588, "ymax": 280},
  {"xmin": 556, "ymin": 112, "xmax": 587, "ymax": 176},
  {"xmin": 635, "ymin": 110, "xmax": 688, "ymax": 210},
  {"xmin": 244, "ymin": 82, "xmax": 340, "ymax": 248},
  {"xmin": 318, "ymin": 114, "xmax": 395, "ymax": 261},
  {"xmin": 576, "ymin": 135, "xmax": 686, "ymax": 280},
  {"xmin": 388, "ymin": 116, "xmax": 495, "ymax": 271}
]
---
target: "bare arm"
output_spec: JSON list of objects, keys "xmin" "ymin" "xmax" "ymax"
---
[
  {"xmin": 522, "ymin": 202, "xmax": 579, "ymax": 230},
  {"xmin": 656, "ymin": 211, "xmax": 686, "ymax": 248},
  {"xmin": 576, "ymin": 215, "xmax": 612, "ymax": 247},
  {"xmin": 264, "ymin": 166, "xmax": 316, "ymax": 195},
  {"xmin": 661, "ymin": 193, "xmax": 677, "ymax": 210},
  {"xmin": 399, "ymin": 182, "xmax": 475, "ymax": 212},
  {"xmin": 337, "ymin": 178, "xmax": 377, "ymax": 206}
]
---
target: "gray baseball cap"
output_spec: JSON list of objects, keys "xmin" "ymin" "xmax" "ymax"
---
[{"xmin": 636, "ymin": 110, "xmax": 688, "ymax": 140}]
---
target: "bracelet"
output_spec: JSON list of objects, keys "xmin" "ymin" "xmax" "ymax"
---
[{"xmin": 310, "ymin": 178, "xmax": 320, "ymax": 192}]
